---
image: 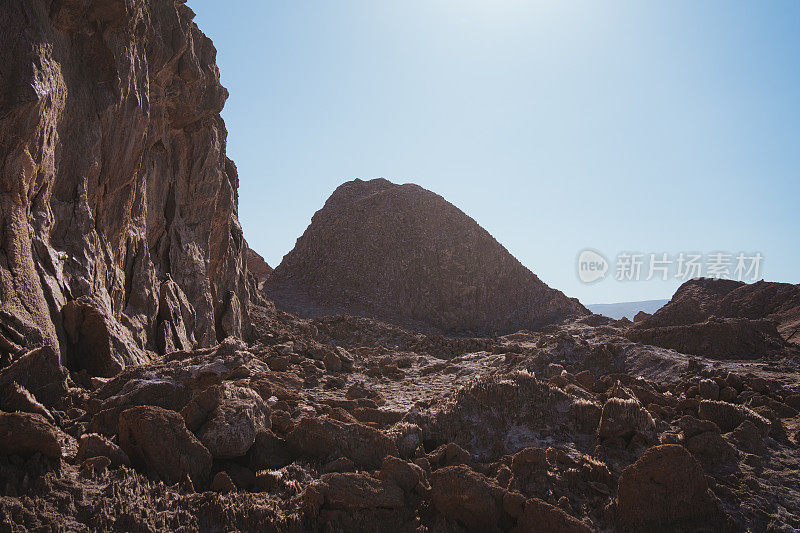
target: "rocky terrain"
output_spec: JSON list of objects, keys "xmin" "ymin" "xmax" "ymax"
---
[
  {"xmin": 265, "ymin": 178, "xmax": 587, "ymax": 335},
  {"xmin": 2, "ymin": 2, "xmax": 800, "ymax": 533},
  {"xmin": 1, "ymin": 0, "xmax": 250, "ymax": 373},
  {"xmin": 629, "ymin": 279, "xmax": 800, "ymax": 359}
]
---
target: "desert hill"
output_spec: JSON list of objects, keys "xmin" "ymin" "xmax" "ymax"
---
[{"xmin": 265, "ymin": 178, "xmax": 587, "ymax": 334}]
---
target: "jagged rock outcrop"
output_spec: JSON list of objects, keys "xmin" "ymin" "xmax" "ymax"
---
[
  {"xmin": 245, "ymin": 245, "xmax": 272, "ymax": 290},
  {"xmin": 628, "ymin": 279, "xmax": 800, "ymax": 358},
  {"xmin": 0, "ymin": 0, "xmax": 249, "ymax": 373},
  {"xmin": 265, "ymin": 178, "xmax": 587, "ymax": 334}
]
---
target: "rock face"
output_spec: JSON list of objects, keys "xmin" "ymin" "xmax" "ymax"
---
[
  {"xmin": 429, "ymin": 465, "xmax": 508, "ymax": 530},
  {"xmin": 118, "ymin": 405, "xmax": 212, "ymax": 485},
  {"xmin": 0, "ymin": 411, "xmax": 61, "ymax": 459},
  {"xmin": 0, "ymin": 0, "xmax": 249, "ymax": 372},
  {"xmin": 245, "ymin": 246, "xmax": 272, "ymax": 290},
  {"xmin": 630, "ymin": 279, "xmax": 800, "ymax": 356},
  {"xmin": 265, "ymin": 179, "xmax": 587, "ymax": 334},
  {"xmin": 617, "ymin": 444, "xmax": 715, "ymax": 527}
]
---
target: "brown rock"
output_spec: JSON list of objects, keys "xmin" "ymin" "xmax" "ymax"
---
[
  {"xmin": 180, "ymin": 385, "xmax": 224, "ymax": 432},
  {"xmin": 719, "ymin": 386, "xmax": 738, "ymax": 402},
  {"xmin": 0, "ymin": 412, "xmax": 61, "ymax": 459},
  {"xmin": 81, "ymin": 456, "xmax": 111, "ymax": 475},
  {"xmin": 502, "ymin": 491, "xmax": 527, "ymax": 519},
  {"xmin": 684, "ymin": 431, "xmax": 739, "ymax": 463},
  {"xmin": 0, "ymin": 346, "xmax": 69, "ymax": 407},
  {"xmin": 156, "ymin": 280, "xmax": 196, "ymax": 354},
  {"xmin": 378, "ymin": 455, "xmax": 426, "ymax": 492},
  {"xmin": 245, "ymin": 246, "xmax": 272, "ymax": 290},
  {"xmin": 62, "ymin": 296, "xmax": 152, "ymax": 377},
  {"xmin": 387, "ymin": 421, "xmax": 423, "ymax": 458},
  {"xmin": 196, "ymin": 385, "xmax": 270, "ymax": 458},
  {"xmin": 286, "ymin": 416, "xmax": 398, "ymax": 469},
  {"xmin": 634, "ymin": 278, "xmax": 800, "ymax": 343},
  {"xmin": 699, "ymin": 378, "xmax": 720, "ymax": 400},
  {"xmin": 698, "ymin": 400, "xmax": 771, "ymax": 435},
  {"xmin": 730, "ymin": 420, "xmax": 766, "ymax": 454},
  {"xmin": 1, "ymin": 382, "xmax": 53, "ymax": 421},
  {"xmin": 617, "ymin": 444, "xmax": 714, "ymax": 527},
  {"xmin": 254, "ymin": 469, "xmax": 282, "ymax": 492},
  {"xmin": 249, "ymin": 371, "xmax": 303, "ymax": 402},
  {"xmin": 675, "ymin": 415, "xmax": 720, "ymax": 439},
  {"xmin": 246, "ymin": 429, "xmax": 291, "ymax": 471},
  {"xmin": 310, "ymin": 472, "xmax": 404, "ymax": 511},
  {"xmin": 75, "ymin": 433, "xmax": 130, "ymax": 467},
  {"xmin": 574, "ymin": 370, "xmax": 596, "ymax": 391},
  {"xmin": 627, "ymin": 317, "xmax": 788, "ymax": 360},
  {"xmin": 514, "ymin": 497, "xmax": 592, "ymax": 533},
  {"xmin": 511, "ymin": 446, "xmax": 547, "ymax": 480},
  {"xmin": 118, "ymin": 405, "xmax": 212, "ymax": 485},
  {"xmin": 323, "ymin": 351, "xmax": 342, "ymax": 372},
  {"xmin": 597, "ymin": 397, "xmax": 655, "ymax": 439},
  {"xmin": 0, "ymin": 0, "xmax": 248, "ymax": 366},
  {"xmin": 265, "ymin": 178, "xmax": 587, "ymax": 335},
  {"xmin": 430, "ymin": 465, "xmax": 508, "ymax": 530},
  {"xmin": 211, "ymin": 471, "xmax": 236, "ymax": 493}
]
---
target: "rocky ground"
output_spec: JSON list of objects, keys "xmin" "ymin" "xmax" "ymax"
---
[
  {"xmin": 3, "ymin": 1, "xmax": 800, "ymax": 531},
  {"xmin": 2, "ymin": 299, "xmax": 799, "ymax": 532}
]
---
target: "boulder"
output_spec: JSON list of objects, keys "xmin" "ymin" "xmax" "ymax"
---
[
  {"xmin": 75, "ymin": 433, "xmax": 130, "ymax": 467},
  {"xmin": 62, "ymin": 296, "xmax": 152, "ymax": 377},
  {"xmin": 684, "ymin": 431, "xmax": 739, "ymax": 463},
  {"xmin": 196, "ymin": 385, "xmax": 270, "ymax": 458},
  {"xmin": 730, "ymin": 420, "xmax": 767, "ymax": 454},
  {"xmin": 430, "ymin": 465, "xmax": 508, "ymax": 530},
  {"xmin": 246, "ymin": 429, "xmax": 291, "ymax": 471},
  {"xmin": 249, "ymin": 372, "xmax": 303, "ymax": 402},
  {"xmin": 514, "ymin": 498, "xmax": 592, "ymax": 533},
  {"xmin": 323, "ymin": 351, "xmax": 341, "ymax": 372},
  {"xmin": 118, "ymin": 406, "xmax": 212, "ymax": 485},
  {"xmin": 699, "ymin": 400, "xmax": 771, "ymax": 435},
  {"xmin": 378, "ymin": 455, "xmax": 426, "ymax": 493},
  {"xmin": 0, "ymin": 346, "xmax": 68, "ymax": 407},
  {"xmin": 211, "ymin": 471, "xmax": 236, "ymax": 493},
  {"xmin": 617, "ymin": 444, "xmax": 715, "ymax": 527},
  {"xmin": 1, "ymin": 382, "xmax": 53, "ymax": 421},
  {"xmin": 254, "ymin": 469, "xmax": 282, "ymax": 492},
  {"xmin": 0, "ymin": 412, "xmax": 61, "ymax": 459},
  {"xmin": 306, "ymin": 472, "xmax": 404, "ymax": 511},
  {"xmin": 675, "ymin": 415, "xmax": 720, "ymax": 439},
  {"xmin": 597, "ymin": 397, "xmax": 655, "ymax": 439},
  {"xmin": 387, "ymin": 421, "xmax": 423, "ymax": 458},
  {"xmin": 698, "ymin": 379, "xmax": 720, "ymax": 400},
  {"xmin": 286, "ymin": 416, "xmax": 398, "ymax": 469},
  {"xmin": 180, "ymin": 385, "xmax": 224, "ymax": 432}
]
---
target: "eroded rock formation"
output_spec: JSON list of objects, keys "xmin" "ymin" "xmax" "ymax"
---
[
  {"xmin": 629, "ymin": 279, "xmax": 800, "ymax": 358},
  {"xmin": 0, "ymin": 0, "xmax": 249, "ymax": 373},
  {"xmin": 265, "ymin": 178, "xmax": 587, "ymax": 335}
]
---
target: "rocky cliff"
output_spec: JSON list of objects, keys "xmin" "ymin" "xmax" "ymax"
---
[
  {"xmin": 0, "ymin": 0, "xmax": 249, "ymax": 373},
  {"xmin": 265, "ymin": 178, "xmax": 587, "ymax": 334},
  {"xmin": 628, "ymin": 278, "xmax": 800, "ymax": 358}
]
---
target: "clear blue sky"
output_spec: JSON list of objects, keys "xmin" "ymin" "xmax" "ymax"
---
[{"xmin": 191, "ymin": 0, "xmax": 800, "ymax": 305}]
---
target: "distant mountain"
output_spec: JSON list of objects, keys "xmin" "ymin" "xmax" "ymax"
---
[
  {"xmin": 265, "ymin": 178, "xmax": 588, "ymax": 334},
  {"xmin": 587, "ymin": 299, "xmax": 669, "ymax": 320}
]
